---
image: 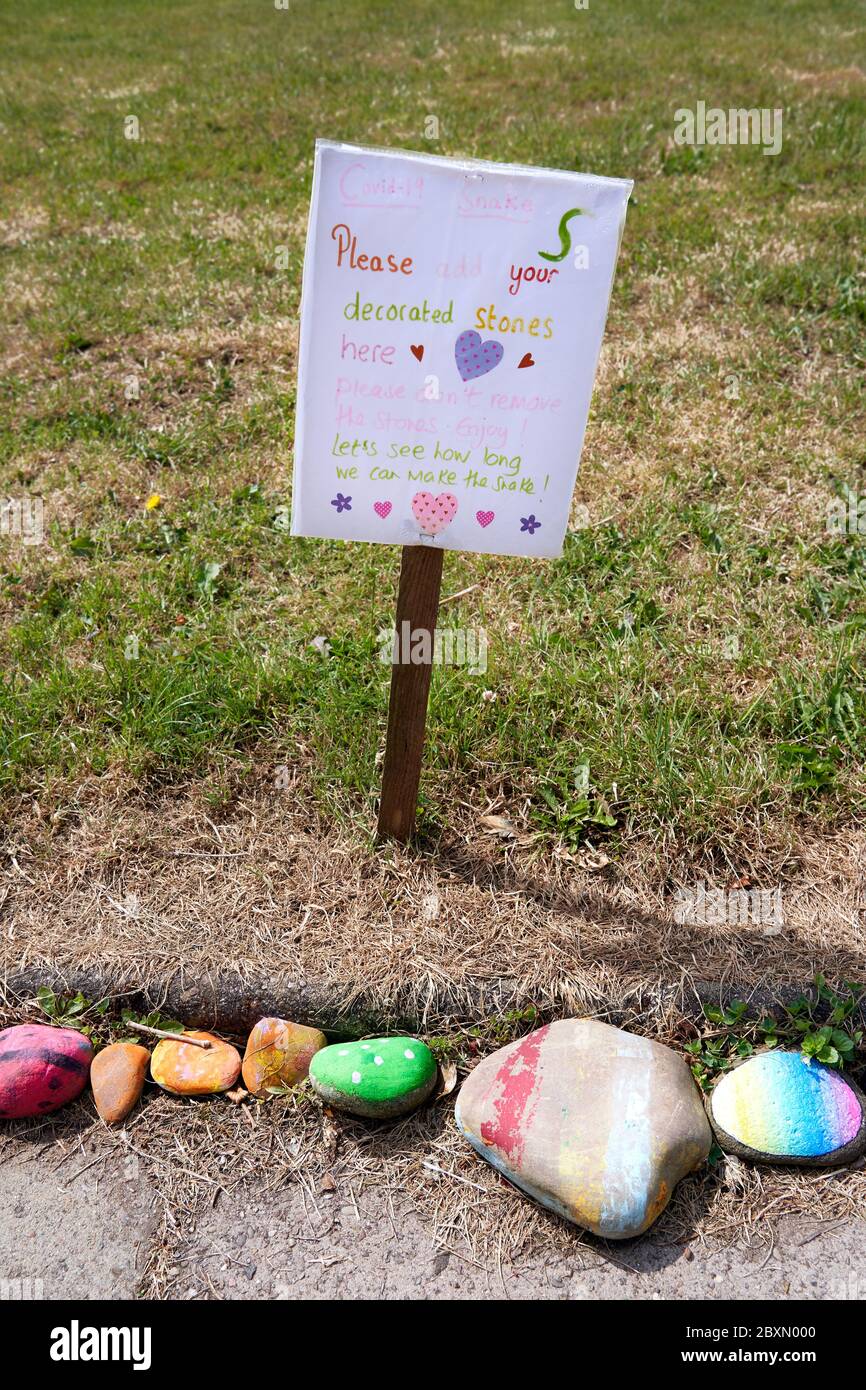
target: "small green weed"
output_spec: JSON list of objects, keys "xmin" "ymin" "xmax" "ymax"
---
[
  {"xmin": 35, "ymin": 987, "xmax": 183, "ymax": 1047},
  {"xmin": 36, "ymin": 986, "xmax": 108, "ymax": 1036},
  {"xmin": 686, "ymin": 975, "xmax": 865, "ymax": 1091},
  {"xmin": 534, "ymin": 768, "xmax": 617, "ymax": 850}
]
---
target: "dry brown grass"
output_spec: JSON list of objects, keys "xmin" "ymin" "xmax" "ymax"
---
[{"xmin": 4, "ymin": 768, "xmax": 866, "ymax": 1033}]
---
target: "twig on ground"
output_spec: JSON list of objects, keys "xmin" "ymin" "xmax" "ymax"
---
[
  {"xmin": 125, "ymin": 1021, "xmax": 211, "ymax": 1049},
  {"xmin": 439, "ymin": 583, "xmax": 480, "ymax": 607}
]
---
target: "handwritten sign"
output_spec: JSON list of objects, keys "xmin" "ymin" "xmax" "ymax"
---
[{"xmin": 291, "ymin": 141, "xmax": 632, "ymax": 560}]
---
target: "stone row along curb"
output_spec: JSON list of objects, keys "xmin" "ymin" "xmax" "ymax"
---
[{"xmin": 2, "ymin": 1011, "xmax": 864, "ymax": 1240}]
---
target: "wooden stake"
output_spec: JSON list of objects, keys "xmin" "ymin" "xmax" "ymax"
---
[{"xmin": 377, "ymin": 544, "xmax": 444, "ymax": 841}]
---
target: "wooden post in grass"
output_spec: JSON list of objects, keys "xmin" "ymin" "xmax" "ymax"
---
[
  {"xmin": 293, "ymin": 154, "xmax": 631, "ymax": 842},
  {"xmin": 377, "ymin": 544, "xmax": 444, "ymax": 842}
]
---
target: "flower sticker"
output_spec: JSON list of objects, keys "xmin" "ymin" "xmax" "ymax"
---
[
  {"xmin": 330, "ymin": 493, "xmax": 352, "ymax": 514},
  {"xmin": 520, "ymin": 514, "xmax": 541, "ymax": 535}
]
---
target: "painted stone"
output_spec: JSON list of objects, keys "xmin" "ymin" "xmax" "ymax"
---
[
  {"xmin": 150, "ymin": 1031, "xmax": 241, "ymax": 1096},
  {"xmin": 91, "ymin": 1042, "xmax": 150, "ymax": 1124},
  {"xmin": 0, "ymin": 1023, "xmax": 93, "ymax": 1119},
  {"xmin": 709, "ymin": 1051, "xmax": 866, "ymax": 1166},
  {"xmin": 455, "ymin": 1019, "xmax": 711, "ymax": 1240},
  {"xmin": 309, "ymin": 1036, "xmax": 437, "ymax": 1119},
  {"xmin": 241, "ymin": 1017, "xmax": 326, "ymax": 1095}
]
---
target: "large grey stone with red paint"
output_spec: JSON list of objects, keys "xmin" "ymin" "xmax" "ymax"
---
[{"xmin": 455, "ymin": 1019, "xmax": 711, "ymax": 1239}]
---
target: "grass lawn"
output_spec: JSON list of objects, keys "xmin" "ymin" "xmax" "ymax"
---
[
  {"xmin": 3, "ymin": 3, "xmax": 866, "ymax": 1280},
  {"xmin": 1, "ymin": 0, "xmax": 864, "ymax": 881}
]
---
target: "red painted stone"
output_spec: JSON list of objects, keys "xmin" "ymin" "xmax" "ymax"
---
[{"xmin": 0, "ymin": 1023, "xmax": 93, "ymax": 1119}]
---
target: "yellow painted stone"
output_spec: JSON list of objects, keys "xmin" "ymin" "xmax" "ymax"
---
[
  {"xmin": 241, "ymin": 1017, "xmax": 326, "ymax": 1095},
  {"xmin": 150, "ymin": 1031, "xmax": 241, "ymax": 1096}
]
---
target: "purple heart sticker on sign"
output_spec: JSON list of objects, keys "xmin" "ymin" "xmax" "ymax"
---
[{"xmin": 454, "ymin": 329, "xmax": 504, "ymax": 382}]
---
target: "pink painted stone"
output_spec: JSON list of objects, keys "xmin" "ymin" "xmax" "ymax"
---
[{"xmin": 0, "ymin": 1023, "xmax": 93, "ymax": 1119}]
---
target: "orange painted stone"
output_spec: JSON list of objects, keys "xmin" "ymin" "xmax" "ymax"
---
[
  {"xmin": 150, "ymin": 1031, "xmax": 241, "ymax": 1096},
  {"xmin": 241, "ymin": 1017, "xmax": 327, "ymax": 1095},
  {"xmin": 91, "ymin": 1042, "xmax": 149, "ymax": 1124}
]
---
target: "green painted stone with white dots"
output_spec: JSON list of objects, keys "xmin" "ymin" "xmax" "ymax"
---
[{"xmin": 309, "ymin": 1036, "xmax": 437, "ymax": 1119}]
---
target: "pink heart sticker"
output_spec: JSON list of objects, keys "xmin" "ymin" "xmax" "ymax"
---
[
  {"xmin": 476, "ymin": 510, "xmax": 495, "ymax": 528},
  {"xmin": 411, "ymin": 491, "xmax": 458, "ymax": 536},
  {"xmin": 373, "ymin": 501, "xmax": 392, "ymax": 519}
]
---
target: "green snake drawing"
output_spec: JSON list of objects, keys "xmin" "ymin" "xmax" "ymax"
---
[{"xmin": 538, "ymin": 207, "xmax": 586, "ymax": 263}]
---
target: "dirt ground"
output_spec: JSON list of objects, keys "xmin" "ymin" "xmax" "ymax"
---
[
  {"xmin": 3, "ymin": 774, "xmax": 866, "ymax": 1302},
  {"xmin": 2, "ymin": 1118, "xmax": 864, "ymax": 1302}
]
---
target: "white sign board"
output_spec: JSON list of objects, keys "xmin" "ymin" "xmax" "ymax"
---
[{"xmin": 291, "ymin": 141, "xmax": 631, "ymax": 559}]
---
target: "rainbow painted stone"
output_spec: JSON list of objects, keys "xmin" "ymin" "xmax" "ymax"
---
[
  {"xmin": 309, "ymin": 1036, "xmax": 437, "ymax": 1119},
  {"xmin": 709, "ymin": 1051, "xmax": 866, "ymax": 1166},
  {"xmin": 456, "ymin": 1019, "xmax": 711, "ymax": 1239}
]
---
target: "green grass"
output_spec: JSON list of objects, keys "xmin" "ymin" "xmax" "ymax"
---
[{"xmin": 1, "ymin": 0, "xmax": 864, "ymax": 859}]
